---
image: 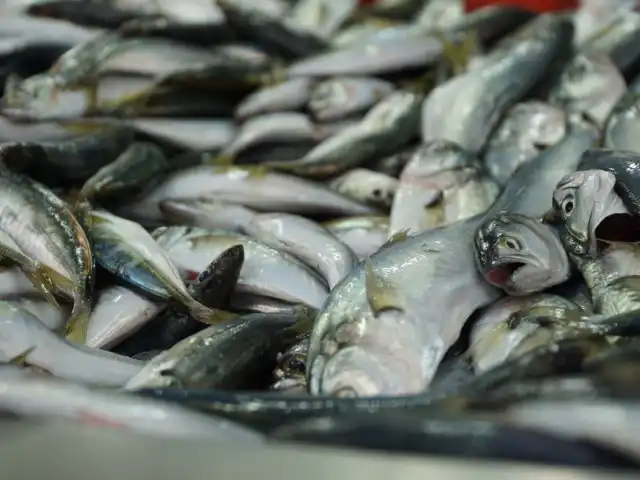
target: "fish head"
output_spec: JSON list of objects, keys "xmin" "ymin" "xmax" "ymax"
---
[
  {"xmin": 124, "ymin": 351, "xmax": 181, "ymax": 390},
  {"xmin": 273, "ymin": 342, "xmax": 307, "ymax": 383},
  {"xmin": 475, "ymin": 212, "xmax": 570, "ymax": 296},
  {"xmin": 1, "ymin": 73, "xmax": 79, "ymax": 121},
  {"xmin": 551, "ymin": 169, "xmax": 640, "ymax": 257},
  {"xmin": 550, "ymin": 53, "xmax": 626, "ymax": 128}
]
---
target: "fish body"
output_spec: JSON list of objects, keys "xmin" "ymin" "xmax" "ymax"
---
[
  {"xmin": 605, "ymin": 89, "xmax": 640, "ymax": 153},
  {"xmin": 160, "ymin": 199, "xmax": 257, "ymax": 233},
  {"xmin": 235, "ymin": 78, "xmax": 315, "ymax": 121},
  {"xmin": 329, "ymin": 168, "xmax": 398, "ymax": 210},
  {"xmin": 324, "ymin": 216, "xmax": 389, "ymax": 260}
]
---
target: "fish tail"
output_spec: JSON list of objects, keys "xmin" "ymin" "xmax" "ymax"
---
[
  {"xmin": 187, "ymin": 299, "xmax": 235, "ymax": 325},
  {"xmin": 65, "ymin": 299, "xmax": 91, "ymax": 344}
]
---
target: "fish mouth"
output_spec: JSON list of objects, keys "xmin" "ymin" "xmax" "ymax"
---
[
  {"xmin": 486, "ymin": 262, "xmax": 527, "ymax": 287},
  {"xmin": 594, "ymin": 213, "xmax": 640, "ymax": 245}
]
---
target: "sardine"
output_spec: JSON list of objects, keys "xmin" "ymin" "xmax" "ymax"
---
[
  {"xmin": 422, "ymin": 14, "xmax": 573, "ymax": 154},
  {"xmin": 243, "ymin": 213, "xmax": 358, "ymax": 289},
  {"xmin": 323, "ymin": 216, "xmax": 389, "ymax": 260},
  {"xmin": 329, "ymin": 168, "xmax": 397, "ymax": 211},
  {"xmin": 4, "ymin": 297, "xmax": 70, "ymax": 331},
  {"xmin": 129, "ymin": 117, "xmax": 237, "ymax": 151},
  {"xmin": 389, "ymin": 140, "xmax": 499, "ymax": 236},
  {"xmin": 234, "ymin": 78, "xmax": 315, "ymax": 121},
  {"xmin": 605, "ymin": 89, "xmax": 640, "ymax": 152},
  {"xmin": 121, "ymin": 165, "xmax": 374, "ymax": 223},
  {"xmin": 484, "ymin": 102, "xmax": 567, "ymax": 186},
  {"xmin": 160, "ymin": 199, "xmax": 257, "ymax": 233},
  {"xmin": 308, "ymin": 77, "xmax": 395, "ymax": 122},
  {"xmin": 153, "ymin": 226, "xmax": 329, "ymax": 308},
  {"xmin": 0, "ymin": 300, "xmax": 142, "ymax": 386}
]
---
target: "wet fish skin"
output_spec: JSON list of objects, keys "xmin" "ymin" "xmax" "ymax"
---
[
  {"xmin": 389, "ymin": 140, "xmax": 498, "ymax": 236},
  {"xmin": 474, "ymin": 213, "xmax": 571, "ymax": 296},
  {"xmin": 0, "ymin": 166, "xmax": 93, "ymax": 340},
  {"xmin": 422, "ymin": 14, "xmax": 573, "ymax": 154},
  {"xmin": 4, "ymin": 296, "xmax": 70, "ymax": 331},
  {"xmin": 329, "ymin": 168, "xmax": 397, "ymax": 210},
  {"xmin": 125, "ymin": 311, "xmax": 305, "ymax": 391},
  {"xmin": 121, "ymin": 165, "xmax": 374, "ymax": 223},
  {"xmin": 268, "ymin": 90, "xmax": 422, "ymax": 177},
  {"xmin": 153, "ymin": 226, "xmax": 329, "ymax": 309},
  {"xmin": 323, "ymin": 216, "xmax": 389, "ymax": 260},
  {"xmin": 0, "ymin": 300, "xmax": 142, "ymax": 387},
  {"xmin": 470, "ymin": 294, "xmax": 582, "ymax": 373},
  {"xmin": 235, "ymin": 77, "xmax": 315, "ymax": 121},
  {"xmin": 160, "ymin": 199, "xmax": 257, "ymax": 233},
  {"xmin": 485, "ymin": 102, "xmax": 567, "ymax": 186},
  {"xmin": 243, "ymin": 212, "xmax": 358, "ymax": 289},
  {"xmin": 286, "ymin": 0, "xmax": 357, "ymax": 39},
  {"xmin": 0, "ymin": 375, "xmax": 264, "ymax": 441},
  {"xmin": 79, "ymin": 141, "xmax": 169, "ymax": 199},
  {"xmin": 604, "ymin": 89, "xmax": 640, "ymax": 153},
  {"xmin": 308, "ymin": 77, "xmax": 395, "ymax": 122},
  {"xmin": 129, "ymin": 117, "xmax": 237, "ymax": 151}
]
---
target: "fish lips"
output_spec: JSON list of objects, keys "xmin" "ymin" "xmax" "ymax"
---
[{"xmin": 483, "ymin": 254, "xmax": 541, "ymax": 296}]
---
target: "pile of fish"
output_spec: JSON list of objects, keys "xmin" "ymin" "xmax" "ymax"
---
[{"xmin": 5, "ymin": 0, "xmax": 640, "ymax": 470}]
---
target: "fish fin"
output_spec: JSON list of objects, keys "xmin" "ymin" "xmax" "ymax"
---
[
  {"xmin": 541, "ymin": 207, "xmax": 560, "ymax": 224},
  {"xmin": 401, "ymin": 70, "xmax": 436, "ymax": 95},
  {"xmin": 71, "ymin": 198, "xmax": 94, "ymax": 234},
  {"xmin": 379, "ymin": 229, "xmax": 410, "ymax": 252},
  {"xmin": 188, "ymin": 300, "xmax": 236, "ymax": 325},
  {"xmin": 434, "ymin": 30, "xmax": 478, "ymax": 77},
  {"xmin": 364, "ymin": 261, "xmax": 403, "ymax": 315},
  {"xmin": 283, "ymin": 305, "xmax": 317, "ymax": 337},
  {"xmin": 8, "ymin": 347, "xmax": 36, "ymax": 366},
  {"xmin": 65, "ymin": 301, "xmax": 91, "ymax": 344},
  {"xmin": 205, "ymin": 152, "xmax": 236, "ymax": 166},
  {"xmin": 82, "ymin": 82, "xmax": 100, "ymax": 115},
  {"xmin": 261, "ymin": 160, "xmax": 301, "ymax": 172},
  {"xmin": 60, "ymin": 121, "xmax": 107, "ymax": 135},
  {"xmin": 424, "ymin": 191, "xmax": 445, "ymax": 227}
]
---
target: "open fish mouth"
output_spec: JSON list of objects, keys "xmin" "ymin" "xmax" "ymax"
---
[
  {"xmin": 486, "ymin": 262, "xmax": 526, "ymax": 287},
  {"xmin": 595, "ymin": 213, "xmax": 640, "ymax": 245}
]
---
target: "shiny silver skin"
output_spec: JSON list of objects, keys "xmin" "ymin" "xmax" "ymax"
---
[
  {"xmin": 121, "ymin": 165, "xmax": 374, "ymax": 223},
  {"xmin": 234, "ymin": 78, "xmax": 316, "ymax": 121},
  {"xmin": 549, "ymin": 52, "xmax": 626, "ymax": 129},
  {"xmin": 153, "ymin": 226, "xmax": 329, "ymax": 309},
  {"xmin": 389, "ymin": 140, "xmax": 499, "ymax": 236},
  {"xmin": 269, "ymin": 90, "xmax": 422, "ymax": 177},
  {"xmin": 160, "ymin": 199, "xmax": 258, "ymax": 233},
  {"xmin": 604, "ymin": 89, "xmax": 640, "ymax": 153},
  {"xmin": 485, "ymin": 102, "xmax": 567, "ymax": 186},
  {"xmin": 308, "ymin": 76, "xmax": 395, "ymax": 122},
  {"xmin": 0, "ymin": 376, "xmax": 264, "ymax": 442},
  {"xmin": 329, "ymin": 168, "xmax": 398, "ymax": 210},
  {"xmin": 323, "ymin": 216, "xmax": 389, "ymax": 260},
  {"xmin": 243, "ymin": 213, "xmax": 359, "ymax": 289},
  {"xmin": 0, "ymin": 301, "xmax": 142, "ymax": 387},
  {"xmin": 550, "ymin": 169, "xmax": 629, "ymax": 257},
  {"xmin": 470, "ymin": 293, "xmax": 582, "ymax": 373},
  {"xmin": 4, "ymin": 297, "xmax": 70, "ymax": 331},
  {"xmin": 474, "ymin": 213, "xmax": 571, "ymax": 296},
  {"xmin": 286, "ymin": 0, "xmax": 357, "ymax": 39},
  {"xmin": 422, "ymin": 14, "xmax": 571, "ymax": 154},
  {"xmin": 129, "ymin": 118, "xmax": 237, "ymax": 151},
  {"xmin": 414, "ymin": 0, "xmax": 464, "ymax": 31}
]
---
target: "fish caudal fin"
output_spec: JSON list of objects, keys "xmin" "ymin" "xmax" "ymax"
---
[
  {"xmin": 187, "ymin": 299, "xmax": 235, "ymax": 325},
  {"xmin": 65, "ymin": 300, "xmax": 92, "ymax": 344}
]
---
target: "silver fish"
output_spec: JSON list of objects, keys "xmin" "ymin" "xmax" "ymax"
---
[
  {"xmin": 121, "ymin": 165, "xmax": 374, "ymax": 223},
  {"xmin": 286, "ymin": 0, "xmax": 357, "ymax": 39},
  {"xmin": 4, "ymin": 297, "xmax": 70, "ymax": 331},
  {"xmin": 422, "ymin": 14, "xmax": 572, "ymax": 154},
  {"xmin": 243, "ymin": 213, "xmax": 358, "ymax": 289},
  {"xmin": 86, "ymin": 286, "xmax": 166, "ymax": 350},
  {"xmin": 0, "ymin": 301, "xmax": 142, "ymax": 387},
  {"xmin": 129, "ymin": 118, "xmax": 237, "ymax": 151},
  {"xmin": 549, "ymin": 52, "xmax": 626, "ymax": 129},
  {"xmin": 153, "ymin": 226, "xmax": 329, "ymax": 308},
  {"xmin": 329, "ymin": 168, "xmax": 398, "ymax": 210},
  {"xmin": 470, "ymin": 294, "xmax": 582, "ymax": 373},
  {"xmin": 604, "ymin": 89, "xmax": 640, "ymax": 152},
  {"xmin": 474, "ymin": 213, "xmax": 571, "ymax": 296},
  {"xmin": 0, "ymin": 376, "xmax": 263, "ymax": 441},
  {"xmin": 389, "ymin": 140, "xmax": 499, "ymax": 236},
  {"xmin": 308, "ymin": 77, "xmax": 395, "ymax": 122},
  {"xmin": 485, "ymin": 102, "xmax": 567, "ymax": 186},
  {"xmin": 160, "ymin": 199, "xmax": 258, "ymax": 233},
  {"xmin": 323, "ymin": 216, "xmax": 389, "ymax": 260},
  {"xmin": 234, "ymin": 78, "xmax": 315, "ymax": 121}
]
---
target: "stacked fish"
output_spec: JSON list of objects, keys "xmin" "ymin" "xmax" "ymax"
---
[{"xmin": 4, "ymin": 0, "xmax": 640, "ymax": 469}]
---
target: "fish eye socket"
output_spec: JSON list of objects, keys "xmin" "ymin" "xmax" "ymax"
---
[
  {"xmin": 285, "ymin": 357, "xmax": 306, "ymax": 375},
  {"xmin": 372, "ymin": 188, "xmax": 382, "ymax": 198},
  {"xmin": 562, "ymin": 197, "xmax": 575, "ymax": 215},
  {"xmin": 499, "ymin": 235, "xmax": 521, "ymax": 251}
]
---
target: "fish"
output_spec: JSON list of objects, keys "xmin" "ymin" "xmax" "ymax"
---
[
  {"xmin": 271, "ymin": 335, "xmax": 309, "ymax": 393},
  {"xmin": 79, "ymin": 142, "xmax": 169, "ymax": 200},
  {"xmin": 484, "ymin": 102, "xmax": 567, "ymax": 186},
  {"xmin": 125, "ymin": 310, "xmax": 308, "ymax": 391},
  {"xmin": 422, "ymin": 14, "xmax": 573, "ymax": 154},
  {"xmin": 3, "ymin": 296, "xmax": 70, "ymax": 331},
  {"xmin": 129, "ymin": 117, "xmax": 237, "ymax": 151},
  {"xmin": 548, "ymin": 52, "xmax": 627, "ymax": 129},
  {"xmin": 243, "ymin": 212, "xmax": 359, "ymax": 289},
  {"xmin": 474, "ymin": 213, "xmax": 571, "ymax": 296},
  {"xmin": 86, "ymin": 285, "xmax": 166, "ymax": 350},
  {"xmin": 604, "ymin": 89, "xmax": 640, "ymax": 153},
  {"xmin": 0, "ymin": 375, "xmax": 264, "ymax": 441},
  {"xmin": 286, "ymin": 0, "xmax": 357, "ymax": 39},
  {"xmin": 0, "ymin": 300, "xmax": 142, "ymax": 386},
  {"xmin": 266, "ymin": 91, "xmax": 422, "ymax": 177},
  {"xmin": 329, "ymin": 168, "xmax": 398, "ymax": 211},
  {"xmin": 307, "ymin": 77, "xmax": 395, "ymax": 122},
  {"xmin": 0, "ymin": 165, "xmax": 93, "ymax": 340},
  {"xmin": 470, "ymin": 294, "xmax": 583, "ymax": 373},
  {"xmin": 88, "ymin": 209, "xmax": 230, "ymax": 327},
  {"xmin": 121, "ymin": 165, "xmax": 374, "ymax": 224},
  {"xmin": 389, "ymin": 140, "xmax": 499, "ymax": 236},
  {"xmin": 153, "ymin": 226, "xmax": 329, "ymax": 309},
  {"xmin": 323, "ymin": 216, "xmax": 389, "ymax": 260},
  {"xmin": 160, "ymin": 199, "xmax": 257, "ymax": 233},
  {"xmin": 234, "ymin": 77, "xmax": 315, "ymax": 121}
]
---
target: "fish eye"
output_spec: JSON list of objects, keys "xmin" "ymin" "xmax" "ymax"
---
[
  {"xmin": 499, "ymin": 235, "xmax": 521, "ymax": 251},
  {"xmin": 285, "ymin": 356, "xmax": 306, "ymax": 375},
  {"xmin": 372, "ymin": 188, "xmax": 382, "ymax": 198},
  {"xmin": 562, "ymin": 197, "xmax": 575, "ymax": 216}
]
